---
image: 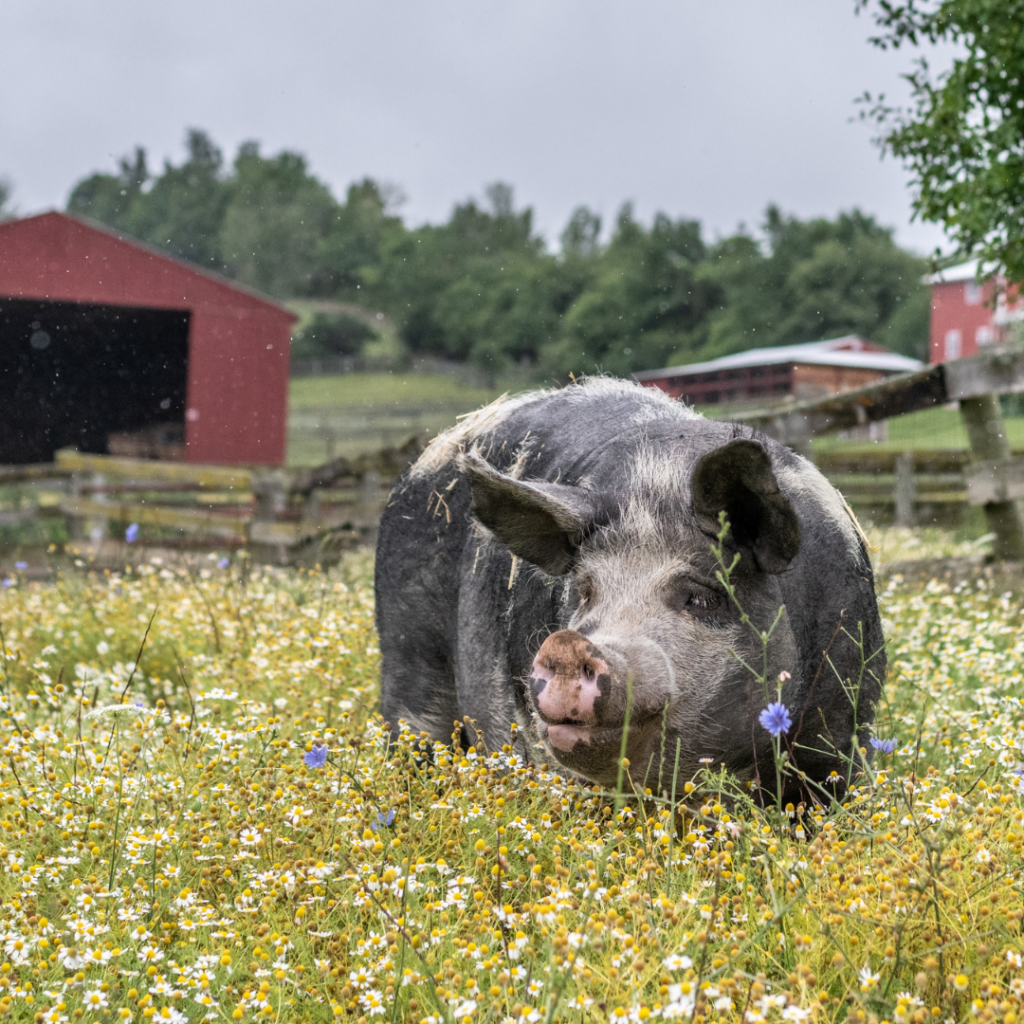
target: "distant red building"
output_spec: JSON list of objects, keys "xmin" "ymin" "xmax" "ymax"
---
[
  {"xmin": 927, "ymin": 261, "xmax": 1023, "ymax": 364},
  {"xmin": 0, "ymin": 211, "xmax": 295, "ymax": 465},
  {"xmin": 634, "ymin": 336, "xmax": 922, "ymax": 407}
]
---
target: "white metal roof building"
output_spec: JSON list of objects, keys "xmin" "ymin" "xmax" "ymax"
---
[{"xmin": 633, "ymin": 337, "xmax": 923, "ymax": 406}]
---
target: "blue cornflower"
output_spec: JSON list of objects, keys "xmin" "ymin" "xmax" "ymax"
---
[
  {"xmin": 1, "ymin": 578, "xmax": 12, "ymax": 588},
  {"xmin": 125, "ymin": 523, "xmax": 140, "ymax": 543},
  {"xmin": 303, "ymin": 745, "xmax": 328, "ymax": 769},
  {"xmin": 372, "ymin": 808, "xmax": 397, "ymax": 830},
  {"xmin": 870, "ymin": 737, "xmax": 898, "ymax": 754},
  {"xmin": 14, "ymin": 562, "xmax": 27, "ymax": 571},
  {"xmin": 217, "ymin": 557, "xmax": 230, "ymax": 569},
  {"xmin": 759, "ymin": 701, "xmax": 792, "ymax": 737}
]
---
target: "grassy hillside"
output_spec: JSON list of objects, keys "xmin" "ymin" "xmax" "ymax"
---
[
  {"xmin": 287, "ymin": 373, "xmax": 514, "ymax": 466},
  {"xmin": 289, "ymin": 373, "xmax": 503, "ymax": 410}
]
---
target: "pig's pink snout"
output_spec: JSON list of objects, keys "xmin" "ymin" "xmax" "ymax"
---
[{"xmin": 530, "ymin": 629, "xmax": 608, "ymax": 725}]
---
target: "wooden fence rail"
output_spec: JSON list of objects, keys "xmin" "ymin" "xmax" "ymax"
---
[
  {"xmin": 0, "ymin": 437, "xmax": 424, "ymax": 562},
  {"xmin": 727, "ymin": 348, "xmax": 1024, "ymax": 559}
]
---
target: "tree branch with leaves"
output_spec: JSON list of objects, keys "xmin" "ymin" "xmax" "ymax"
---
[{"xmin": 858, "ymin": 0, "xmax": 1024, "ymax": 283}]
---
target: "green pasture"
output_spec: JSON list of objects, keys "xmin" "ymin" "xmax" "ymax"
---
[
  {"xmin": 287, "ymin": 373, "xmax": 515, "ymax": 466},
  {"xmin": 286, "ymin": 374, "xmax": 1024, "ymax": 468},
  {"xmin": 813, "ymin": 405, "xmax": 1024, "ymax": 454},
  {"xmin": 289, "ymin": 372, "xmax": 503, "ymax": 411}
]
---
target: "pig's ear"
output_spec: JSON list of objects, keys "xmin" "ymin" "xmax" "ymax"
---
[
  {"xmin": 691, "ymin": 439, "xmax": 800, "ymax": 574},
  {"xmin": 459, "ymin": 451, "xmax": 598, "ymax": 575}
]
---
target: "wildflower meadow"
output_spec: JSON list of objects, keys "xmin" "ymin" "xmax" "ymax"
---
[{"xmin": 0, "ymin": 548, "xmax": 1022, "ymax": 1024}]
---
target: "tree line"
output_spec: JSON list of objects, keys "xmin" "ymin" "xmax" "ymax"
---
[{"xmin": 64, "ymin": 129, "xmax": 930, "ymax": 377}]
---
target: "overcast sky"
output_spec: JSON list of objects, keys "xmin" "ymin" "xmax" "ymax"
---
[{"xmin": 2, "ymin": 0, "xmax": 949, "ymax": 254}]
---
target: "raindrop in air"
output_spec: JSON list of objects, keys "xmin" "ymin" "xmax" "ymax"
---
[
  {"xmin": 160, "ymin": 398, "xmax": 171, "ymax": 410},
  {"xmin": 30, "ymin": 330, "xmax": 51, "ymax": 350}
]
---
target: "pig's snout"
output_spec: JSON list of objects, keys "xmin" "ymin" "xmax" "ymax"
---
[{"xmin": 530, "ymin": 630, "xmax": 609, "ymax": 737}]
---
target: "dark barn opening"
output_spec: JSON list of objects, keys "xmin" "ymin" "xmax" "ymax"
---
[{"xmin": 0, "ymin": 297, "xmax": 189, "ymax": 464}]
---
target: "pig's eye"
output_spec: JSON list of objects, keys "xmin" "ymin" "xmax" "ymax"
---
[
  {"xmin": 664, "ymin": 576, "xmax": 728, "ymax": 623},
  {"xmin": 576, "ymin": 578, "xmax": 596, "ymax": 607}
]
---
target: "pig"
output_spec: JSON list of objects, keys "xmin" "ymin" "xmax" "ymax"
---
[{"xmin": 375, "ymin": 377, "xmax": 884, "ymax": 806}]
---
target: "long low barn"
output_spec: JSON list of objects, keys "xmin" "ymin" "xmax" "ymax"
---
[
  {"xmin": 633, "ymin": 336, "xmax": 922, "ymax": 407},
  {"xmin": 0, "ymin": 211, "xmax": 295, "ymax": 466}
]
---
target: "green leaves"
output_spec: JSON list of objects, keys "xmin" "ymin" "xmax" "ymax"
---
[
  {"xmin": 220, "ymin": 143, "xmax": 338, "ymax": 296},
  {"xmin": 701, "ymin": 207, "xmax": 930, "ymax": 361},
  {"xmin": 66, "ymin": 130, "xmax": 394, "ymax": 301},
  {"xmin": 862, "ymin": 0, "xmax": 1024, "ymax": 283},
  {"xmin": 64, "ymin": 130, "xmax": 931, "ymax": 373}
]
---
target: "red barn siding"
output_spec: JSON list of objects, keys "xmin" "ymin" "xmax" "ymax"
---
[
  {"xmin": 929, "ymin": 279, "xmax": 999, "ymax": 364},
  {"xmin": 184, "ymin": 309, "xmax": 291, "ymax": 464},
  {"xmin": 0, "ymin": 211, "xmax": 295, "ymax": 465}
]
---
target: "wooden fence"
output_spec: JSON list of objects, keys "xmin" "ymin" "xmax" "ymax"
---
[
  {"xmin": 728, "ymin": 347, "xmax": 1024, "ymax": 560},
  {"xmin": 0, "ymin": 437, "xmax": 423, "ymax": 562},
  {"xmin": 4, "ymin": 348, "xmax": 1024, "ymax": 562},
  {"xmin": 814, "ymin": 450, "xmax": 969, "ymax": 526}
]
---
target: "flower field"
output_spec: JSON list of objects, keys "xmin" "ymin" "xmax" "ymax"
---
[{"xmin": 0, "ymin": 553, "xmax": 1023, "ymax": 1024}]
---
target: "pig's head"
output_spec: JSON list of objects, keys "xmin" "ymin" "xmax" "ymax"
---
[{"xmin": 460, "ymin": 438, "xmax": 801, "ymax": 791}]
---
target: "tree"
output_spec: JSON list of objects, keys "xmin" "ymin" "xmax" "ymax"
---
[
  {"xmin": 311, "ymin": 179, "xmax": 405, "ymax": 296},
  {"xmin": 291, "ymin": 311, "xmax": 376, "ymax": 359},
  {"xmin": 433, "ymin": 251, "xmax": 576, "ymax": 369},
  {"xmin": 219, "ymin": 142, "xmax": 338, "ymax": 296},
  {"xmin": 0, "ymin": 176, "xmax": 14, "ymax": 220},
  {"xmin": 67, "ymin": 132, "xmax": 230, "ymax": 268},
  {"xmin": 428, "ymin": 186, "xmax": 576, "ymax": 369},
  {"xmin": 542, "ymin": 205, "xmax": 721, "ymax": 377},
  {"xmin": 701, "ymin": 207, "xmax": 929, "ymax": 359},
  {"xmin": 132, "ymin": 129, "xmax": 230, "ymax": 268},
  {"xmin": 560, "ymin": 206, "xmax": 602, "ymax": 259},
  {"xmin": 67, "ymin": 147, "xmax": 149, "ymax": 233},
  {"xmin": 371, "ymin": 183, "xmax": 563, "ymax": 367},
  {"xmin": 66, "ymin": 132, "xmax": 343, "ymax": 296},
  {"xmin": 859, "ymin": 0, "xmax": 1024, "ymax": 283}
]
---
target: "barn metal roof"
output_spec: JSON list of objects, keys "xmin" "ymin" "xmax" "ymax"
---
[
  {"xmin": 923, "ymin": 260, "xmax": 985, "ymax": 285},
  {"xmin": 632, "ymin": 336, "xmax": 923, "ymax": 381}
]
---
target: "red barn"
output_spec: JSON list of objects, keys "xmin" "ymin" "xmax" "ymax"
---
[
  {"xmin": 926, "ymin": 261, "xmax": 1023, "ymax": 364},
  {"xmin": 0, "ymin": 211, "xmax": 295, "ymax": 465}
]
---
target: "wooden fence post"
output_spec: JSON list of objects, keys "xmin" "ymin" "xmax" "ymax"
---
[
  {"xmin": 301, "ymin": 488, "xmax": 322, "ymax": 528},
  {"xmin": 253, "ymin": 474, "xmax": 286, "ymax": 524},
  {"xmin": 251, "ymin": 472, "xmax": 287, "ymax": 563},
  {"xmin": 357, "ymin": 470, "xmax": 382, "ymax": 542},
  {"xmin": 91, "ymin": 472, "xmax": 108, "ymax": 545},
  {"xmin": 894, "ymin": 452, "xmax": 916, "ymax": 528},
  {"xmin": 959, "ymin": 394, "xmax": 1024, "ymax": 560},
  {"xmin": 68, "ymin": 471, "xmax": 86, "ymax": 542}
]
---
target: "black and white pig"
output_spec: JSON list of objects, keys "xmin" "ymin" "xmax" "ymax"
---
[{"xmin": 375, "ymin": 378, "xmax": 884, "ymax": 805}]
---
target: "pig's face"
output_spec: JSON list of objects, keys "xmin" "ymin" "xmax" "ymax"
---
[
  {"xmin": 461, "ymin": 438, "xmax": 802, "ymax": 791},
  {"xmin": 529, "ymin": 541, "xmax": 799, "ymax": 788}
]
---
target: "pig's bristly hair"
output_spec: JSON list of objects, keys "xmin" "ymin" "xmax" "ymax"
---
[
  {"xmin": 409, "ymin": 374, "xmax": 861, "ymax": 572},
  {"xmin": 408, "ymin": 375, "xmax": 701, "ymax": 481}
]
